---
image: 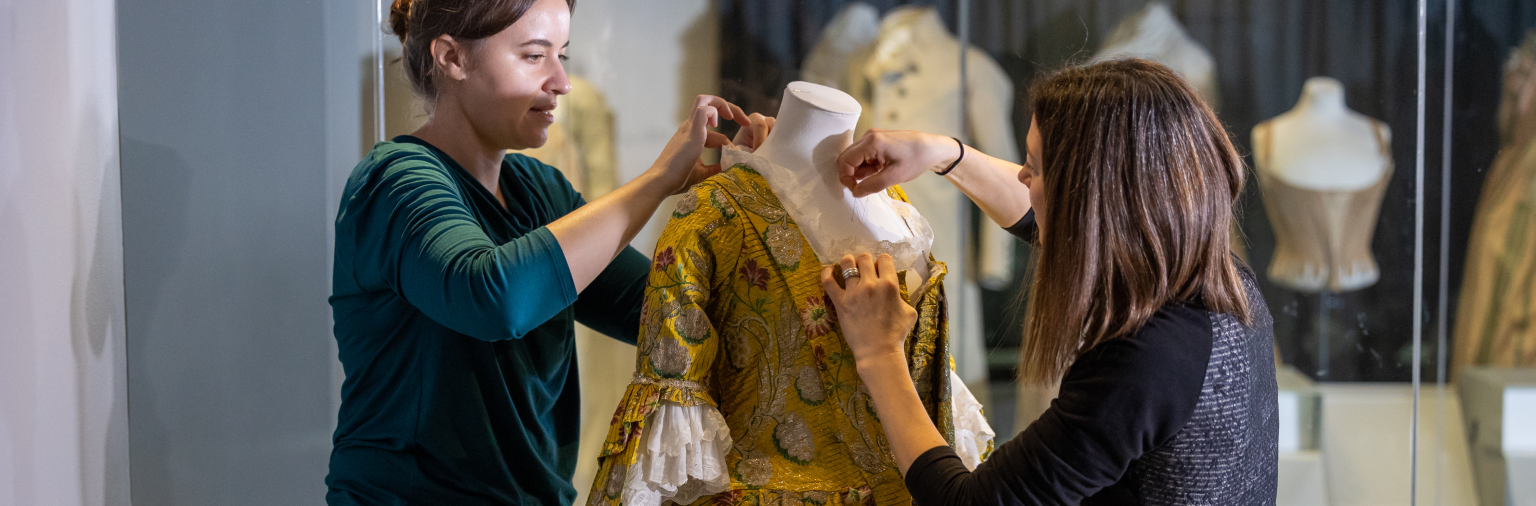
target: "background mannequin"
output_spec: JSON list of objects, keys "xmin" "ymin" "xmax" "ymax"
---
[
  {"xmin": 841, "ymin": 5, "xmax": 1019, "ymax": 393},
  {"xmin": 1254, "ymin": 76, "xmax": 1392, "ymax": 293},
  {"xmin": 1093, "ymin": 2, "xmax": 1220, "ymax": 108},
  {"xmin": 1253, "ymin": 77, "xmax": 1391, "ymax": 381},
  {"xmin": 1454, "ymin": 33, "xmax": 1536, "ymax": 377},
  {"xmin": 800, "ymin": 2, "xmax": 880, "ymax": 92}
]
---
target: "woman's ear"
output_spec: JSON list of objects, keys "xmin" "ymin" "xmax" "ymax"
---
[{"xmin": 430, "ymin": 34, "xmax": 470, "ymax": 82}]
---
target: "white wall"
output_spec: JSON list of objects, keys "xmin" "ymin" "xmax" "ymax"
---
[{"xmin": 0, "ymin": 0, "xmax": 131, "ymax": 505}]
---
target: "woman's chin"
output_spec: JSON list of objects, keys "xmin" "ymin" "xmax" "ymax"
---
[{"xmin": 508, "ymin": 128, "xmax": 550, "ymax": 151}]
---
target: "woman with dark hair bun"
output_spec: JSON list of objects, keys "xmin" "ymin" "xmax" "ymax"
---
[
  {"xmin": 826, "ymin": 59, "xmax": 1280, "ymax": 505},
  {"xmin": 326, "ymin": 0, "xmax": 770, "ymax": 504}
]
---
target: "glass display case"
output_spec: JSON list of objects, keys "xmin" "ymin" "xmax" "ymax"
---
[{"xmin": 106, "ymin": 0, "xmax": 1532, "ymax": 503}]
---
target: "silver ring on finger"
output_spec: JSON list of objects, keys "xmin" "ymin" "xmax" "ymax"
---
[{"xmin": 842, "ymin": 267, "xmax": 860, "ymax": 280}]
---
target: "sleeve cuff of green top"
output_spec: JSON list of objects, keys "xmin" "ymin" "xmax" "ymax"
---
[{"xmin": 528, "ymin": 225, "xmax": 578, "ymax": 315}]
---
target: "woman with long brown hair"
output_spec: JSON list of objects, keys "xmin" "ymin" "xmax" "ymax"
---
[
  {"xmin": 825, "ymin": 58, "xmax": 1279, "ymax": 504},
  {"xmin": 326, "ymin": 0, "xmax": 769, "ymax": 504}
]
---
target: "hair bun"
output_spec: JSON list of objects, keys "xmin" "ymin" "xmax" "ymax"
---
[{"xmin": 388, "ymin": 0, "xmax": 414, "ymax": 43}]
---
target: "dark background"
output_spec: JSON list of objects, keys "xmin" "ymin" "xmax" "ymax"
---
[{"xmin": 718, "ymin": 0, "xmax": 1536, "ymax": 382}]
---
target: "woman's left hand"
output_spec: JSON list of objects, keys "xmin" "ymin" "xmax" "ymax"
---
[
  {"xmin": 732, "ymin": 113, "xmax": 776, "ymax": 151},
  {"xmin": 820, "ymin": 253, "xmax": 917, "ymax": 363}
]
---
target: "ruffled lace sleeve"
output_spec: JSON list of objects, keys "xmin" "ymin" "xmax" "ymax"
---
[
  {"xmin": 588, "ymin": 181, "xmax": 741, "ymax": 506},
  {"xmin": 949, "ymin": 369, "xmax": 996, "ymax": 470}
]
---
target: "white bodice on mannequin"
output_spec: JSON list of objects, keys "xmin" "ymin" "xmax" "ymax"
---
[
  {"xmin": 839, "ymin": 5, "xmax": 1019, "ymax": 388},
  {"xmin": 1093, "ymin": 2, "xmax": 1220, "ymax": 108},
  {"xmin": 1253, "ymin": 77, "xmax": 1392, "ymax": 292}
]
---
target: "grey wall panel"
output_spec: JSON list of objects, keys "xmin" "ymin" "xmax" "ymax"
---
[{"xmin": 118, "ymin": 0, "xmax": 359, "ymax": 503}]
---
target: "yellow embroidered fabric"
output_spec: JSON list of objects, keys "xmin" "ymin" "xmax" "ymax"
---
[{"xmin": 588, "ymin": 165, "xmax": 956, "ymax": 505}]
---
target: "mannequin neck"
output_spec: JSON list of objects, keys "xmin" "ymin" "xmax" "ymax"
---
[
  {"xmin": 1131, "ymin": 3, "xmax": 1182, "ymax": 44},
  {"xmin": 1101, "ymin": 2, "xmax": 1185, "ymax": 55},
  {"xmin": 1292, "ymin": 78, "xmax": 1350, "ymax": 119},
  {"xmin": 880, "ymin": 6, "xmax": 952, "ymax": 49},
  {"xmin": 752, "ymin": 83, "xmax": 861, "ymax": 177}
]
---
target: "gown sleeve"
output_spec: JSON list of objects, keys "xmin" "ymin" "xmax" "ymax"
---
[{"xmin": 588, "ymin": 182, "xmax": 743, "ymax": 506}]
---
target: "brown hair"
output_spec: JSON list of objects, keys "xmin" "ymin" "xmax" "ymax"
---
[
  {"xmin": 388, "ymin": 0, "xmax": 575, "ymax": 100},
  {"xmin": 1018, "ymin": 58, "xmax": 1250, "ymax": 385}
]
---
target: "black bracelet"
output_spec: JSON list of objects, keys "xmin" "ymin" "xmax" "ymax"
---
[{"xmin": 936, "ymin": 137, "xmax": 964, "ymax": 176}]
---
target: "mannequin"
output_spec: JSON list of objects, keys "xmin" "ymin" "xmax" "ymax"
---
[
  {"xmin": 588, "ymin": 83, "xmax": 991, "ymax": 506},
  {"xmin": 1093, "ymin": 2, "xmax": 1220, "ymax": 108},
  {"xmin": 800, "ymin": 2, "xmax": 880, "ymax": 92},
  {"xmin": 1454, "ymin": 34, "xmax": 1536, "ymax": 377},
  {"xmin": 843, "ymin": 5, "xmax": 1018, "ymax": 392},
  {"xmin": 1254, "ymin": 76, "xmax": 1392, "ymax": 293},
  {"xmin": 727, "ymin": 81, "xmax": 931, "ymax": 284},
  {"xmin": 1254, "ymin": 77, "xmax": 1391, "ymax": 380}
]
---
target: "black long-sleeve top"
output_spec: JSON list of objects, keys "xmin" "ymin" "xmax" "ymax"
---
[{"xmin": 903, "ymin": 210, "xmax": 1279, "ymax": 505}]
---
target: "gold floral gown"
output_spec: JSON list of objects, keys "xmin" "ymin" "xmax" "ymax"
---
[{"xmin": 587, "ymin": 163, "xmax": 985, "ymax": 506}]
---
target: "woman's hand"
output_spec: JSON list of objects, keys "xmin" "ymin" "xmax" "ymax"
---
[
  {"xmin": 836, "ymin": 129, "xmax": 961, "ymax": 197},
  {"xmin": 821, "ymin": 252, "xmax": 947, "ymax": 475},
  {"xmin": 820, "ymin": 253, "xmax": 918, "ymax": 363},
  {"xmin": 648, "ymin": 95, "xmax": 751, "ymax": 195},
  {"xmin": 732, "ymin": 112, "xmax": 776, "ymax": 151}
]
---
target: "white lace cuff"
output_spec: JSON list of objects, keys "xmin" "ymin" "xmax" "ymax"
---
[
  {"xmin": 950, "ymin": 369, "xmax": 996, "ymax": 470},
  {"xmin": 621, "ymin": 401, "xmax": 733, "ymax": 506}
]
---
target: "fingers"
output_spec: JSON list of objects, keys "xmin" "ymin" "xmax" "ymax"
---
[
  {"xmin": 851, "ymin": 168, "xmax": 904, "ymax": 198},
  {"xmin": 876, "ymin": 253, "xmax": 897, "ymax": 281},
  {"xmin": 695, "ymin": 95, "xmax": 739, "ymax": 122},
  {"xmin": 749, "ymin": 113, "xmax": 770, "ymax": 149},
  {"xmin": 725, "ymin": 102, "xmax": 750, "ymax": 128},
  {"xmin": 820, "ymin": 265, "xmax": 844, "ymax": 297},
  {"xmin": 838, "ymin": 254, "xmax": 858, "ymax": 287},
  {"xmin": 837, "ymin": 134, "xmax": 880, "ymax": 188},
  {"xmin": 855, "ymin": 253, "xmax": 877, "ymax": 285},
  {"xmin": 695, "ymin": 162, "xmax": 722, "ymax": 181},
  {"xmin": 705, "ymin": 131, "xmax": 731, "ymax": 149},
  {"xmin": 691, "ymin": 104, "xmax": 720, "ymax": 132}
]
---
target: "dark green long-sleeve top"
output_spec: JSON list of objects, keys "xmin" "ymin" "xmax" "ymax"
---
[{"xmin": 327, "ymin": 136, "xmax": 649, "ymax": 505}]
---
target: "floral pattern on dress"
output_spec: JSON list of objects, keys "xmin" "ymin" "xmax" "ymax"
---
[
  {"xmin": 772, "ymin": 412, "xmax": 815, "ymax": 464},
  {"xmin": 673, "ymin": 189, "xmax": 699, "ymax": 217},
  {"xmin": 799, "ymin": 296, "xmax": 836, "ymax": 338},
  {"xmin": 654, "ymin": 246, "xmax": 676, "ymax": 273},
  {"xmin": 650, "ymin": 335, "xmax": 692, "ymax": 378},
  {"xmin": 739, "ymin": 258, "xmax": 769, "ymax": 290},
  {"xmin": 588, "ymin": 167, "xmax": 961, "ymax": 506},
  {"xmin": 764, "ymin": 224, "xmax": 803, "ymax": 270},
  {"xmin": 794, "ymin": 365, "xmax": 825, "ymax": 405}
]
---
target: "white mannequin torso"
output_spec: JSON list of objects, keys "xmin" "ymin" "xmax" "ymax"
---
[
  {"xmin": 725, "ymin": 81, "xmax": 933, "ymax": 283},
  {"xmin": 1253, "ymin": 77, "xmax": 1392, "ymax": 293},
  {"xmin": 1255, "ymin": 77, "xmax": 1390, "ymax": 190}
]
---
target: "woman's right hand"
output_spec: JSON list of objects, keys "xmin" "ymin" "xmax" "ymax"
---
[
  {"xmin": 648, "ymin": 95, "xmax": 751, "ymax": 195},
  {"xmin": 835, "ymin": 129, "xmax": 960, "ymax": 197}
]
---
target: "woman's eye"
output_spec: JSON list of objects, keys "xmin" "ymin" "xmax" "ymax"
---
[
  {"xmin": 526, "ymin": 54, "xmax": 545, "ymax": 63},
  {"xmin": 558, "ymin": 54, "xmax": 569, "ymax": 62}
]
